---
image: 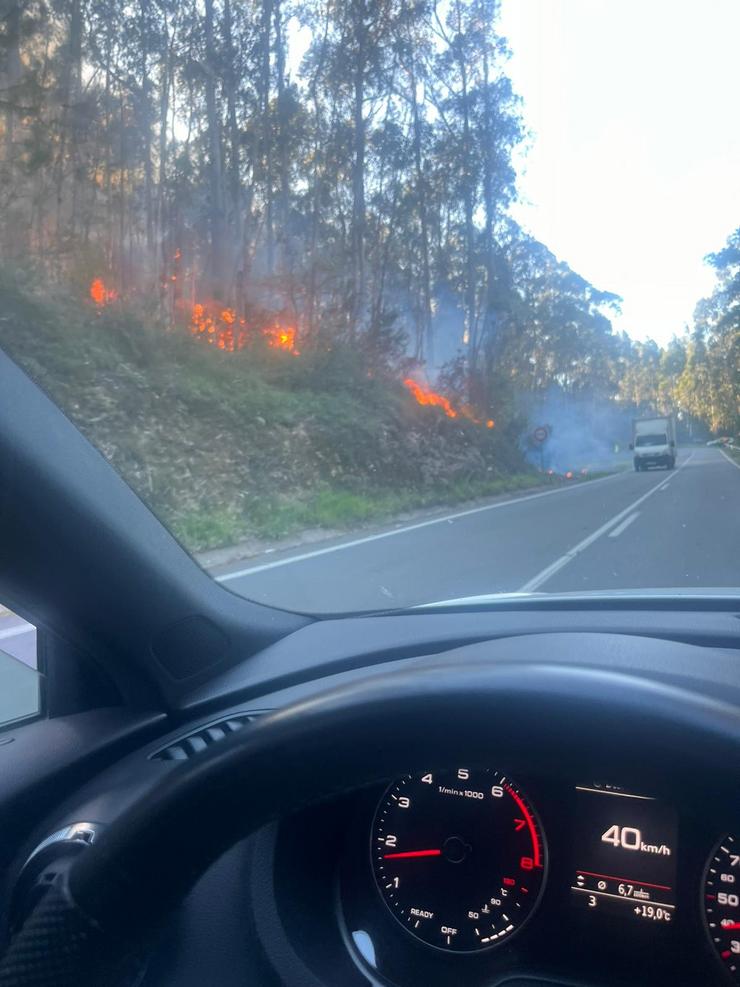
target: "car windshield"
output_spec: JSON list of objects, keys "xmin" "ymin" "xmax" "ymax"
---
[
  {"xmin": 635, "ymin": 435, "xmax": 667, "ymax": 447},
  {"xmin": 0, "ymin": 0, "xmax": 738, "ymax": 614}
]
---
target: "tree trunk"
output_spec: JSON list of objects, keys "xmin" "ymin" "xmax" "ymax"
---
[
  {"xmin": 3, "ymin": 0, "xmax": 22, "ymax": 158},
  {"xmin": 222, "ymin": 0, "xmax": 243, "ymax": 300},
  {"xmin": 351, "ymin": 0, "xmax": 367, "ymax": 335},
  {"xmin": 104, "ymin": 24, "xmax": 113, "ymax": 267},
  {"xmin": 409, "ymin": 58, "xmax": 433, "ymax": 365},
  {"xmin": 481, "ymin": 18, "xmax": 497, "ymax": 393},
  {"xmin": 260, "ymin": 0, "xmax": 274, "ymax": 279},
  {"xmin": 454, "ymin": 1, "xmax": 477, "ymax": 375},
  {"xmin": 2, "ymin": 0, "xmax": 24, "ymax": 258},
  {"xmin": 156, "ymin": 8, "xmax": 173, "ymax": 318},
  {"xmin": 68, "ymin": 0, "xmax": 83, "ymax": 241},
  {"xmin": 118, "ymin": 94, "xmax": 126, "ymax": 292},
  {"xmin": 139, "ymin": 0, "xmax": 154, "ymax": 253},
  {"xmin": 273, "ymin": 0, "xmax": 292, "ymax": 291},
  {"xmin": 204, "ymin": 0, "xmax": 226, "ymax": 294},
  {"xmin": 54, "ymin": 0, "xmax": 83, "ymax": 252}
]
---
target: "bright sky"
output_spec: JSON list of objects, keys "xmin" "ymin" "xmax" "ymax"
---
[{"xmin": 499, "ymin": 0, "xmax": 740, "ymax": 343}]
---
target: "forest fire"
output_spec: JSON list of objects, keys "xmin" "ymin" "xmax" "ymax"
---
[
  {"xmin": 191, "ymin": 303, "xmax": 248, "ymax": 351},
  {"xmin": 190, "ymin": 302, "xmax": 298, "ymax": 355},
  {"xmin": 89, "ymin": 278, "xmax": 117, "ymax": 306},
  {"xmin": 264, "ymin": 325, "xmax": 299, "ymax": 355},
  {"xmin": 403, "ymin": 379, "xmax": 458, "ymax": 418},
  {"xmin": 403, "ymin": 379, "xmax": 494, "ymax": 429}
]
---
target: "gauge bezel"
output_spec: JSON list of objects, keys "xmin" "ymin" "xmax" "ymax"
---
[
  {"xmin": 369, "ymin": 767, "xmax": 549, "ymax": 954},
  {"xmin": 701, "ymin": 833, "xmax": 740, "ymax": 985}
]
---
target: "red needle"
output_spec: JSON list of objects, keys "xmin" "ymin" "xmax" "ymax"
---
[
  {"xmin": 721, "ymin": 921, "xmax": 740, "ymax": 929},
  {"xmin": 383, "ymin": 849, "xmax": 442, "ymax": 859}
]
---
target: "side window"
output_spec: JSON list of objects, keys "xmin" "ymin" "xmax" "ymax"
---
[{"xmin": 0, "ymin": 605, "xmax": 41, "ymax": 727}]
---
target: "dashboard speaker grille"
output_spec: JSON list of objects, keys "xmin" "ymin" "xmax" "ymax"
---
[{"xmin": 150, "ymin": 712, "xmax": 262, "ymax": 761}]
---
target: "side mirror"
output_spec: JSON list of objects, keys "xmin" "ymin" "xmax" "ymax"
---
[{"xmin": 628, "ymin": 442, "xmax": 633, "ymax": 450}]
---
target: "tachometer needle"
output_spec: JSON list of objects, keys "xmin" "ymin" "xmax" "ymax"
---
[
  {"xmin": 383, "ymin": 849, "xmax": 442, "ymax": 859},
  {"xmin": 721, "ymin": 921, "xmax": 740, "ymax": 929}
]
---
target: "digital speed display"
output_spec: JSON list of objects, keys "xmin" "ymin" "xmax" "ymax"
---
[{"xmin": 571, "ymin": 784, "xmax": 678, "ymax": 924}]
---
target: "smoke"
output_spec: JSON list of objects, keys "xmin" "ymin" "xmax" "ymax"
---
[
  {"xmin": 429, "ymin": 288, "xmax": 467, "ymax": 372},
  {"xmin": 519, "ymin": 387, "xmax": 632, "ymax": 473}
]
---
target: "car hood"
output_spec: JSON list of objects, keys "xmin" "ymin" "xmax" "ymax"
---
[{"xmin": 415, "ymin": 587, "xmax": 740, "ymax": 610}]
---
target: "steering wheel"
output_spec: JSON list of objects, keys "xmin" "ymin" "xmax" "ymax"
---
[{"xmin": 1, "ymin": 658, "xmax": 739, "ymax": 986}]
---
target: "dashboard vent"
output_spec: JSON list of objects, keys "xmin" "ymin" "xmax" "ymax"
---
[{"xmin": 150, "ymin": 712, "xmax": 262, "ymax": 761}]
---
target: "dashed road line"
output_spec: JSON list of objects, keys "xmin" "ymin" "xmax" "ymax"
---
[
  {"xmin": 519, "ymin": 453, "xmax": 694, "ymax": 592},
  {"xmin": 608, "ymin": 512, "xmax": 640, "ymax": 538}
]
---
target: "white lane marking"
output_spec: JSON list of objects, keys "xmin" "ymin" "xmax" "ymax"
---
[
  {"xmin": 0, "ymin": 625, "xmax": 34, "ymax": 641},
  {"xmin": 216, "ymin": 471, "xmax": 625, "ymax": 582},
  {"xmin": 720, "ymin": 448, "xmax": 740, "ymax": 471},
  {"xmin": 608, "ymin": 512, "xmax": 639, "ymax": 538},
  {"xmin": 519, "ymin": 453, "xmax": 694, "ymax": 592}
]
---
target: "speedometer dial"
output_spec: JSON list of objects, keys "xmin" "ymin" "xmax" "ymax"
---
[
  {"xmin": 371, "ymin": 768, "xmax": 547, "ymax": 952},
  {"xmin": 703, "ymin": 834, "xmax": 740, "ymax": 983}
]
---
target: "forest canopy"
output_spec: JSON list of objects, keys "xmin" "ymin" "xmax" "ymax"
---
[{"xmin": 0, "ymin": 0, "xmax": 737, "ymax": 447}]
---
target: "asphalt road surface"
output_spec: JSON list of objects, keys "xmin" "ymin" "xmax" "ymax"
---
[
  {"xmin": 3, "ymin": 448, "xmax": 738, "ymax": 665},
  {"xmin": 215, "ymin": 446, "xmax": 740, "ymax": 612}
]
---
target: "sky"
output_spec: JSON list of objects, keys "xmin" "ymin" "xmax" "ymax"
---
[{"xmin": 498, "ymin": 0, "xmax": 740, "ymax": 344}]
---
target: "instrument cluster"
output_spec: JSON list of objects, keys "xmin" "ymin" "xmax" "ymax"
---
[{"xmin": 336, "ymin": 767, "xmax": 740, "ymax": 985}]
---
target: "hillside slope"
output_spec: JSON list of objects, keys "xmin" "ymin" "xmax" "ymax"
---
[{"xmin": 0, "ymin": 270, "xmax": 541, "ymax": 551}]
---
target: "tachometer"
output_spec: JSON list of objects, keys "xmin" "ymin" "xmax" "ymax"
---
[
  {"xmin": 703, "ymin": 834, "xmax": 740, "ymax": 983},
  {"xmin": 371, "ymin": 768, "xmax": 547, "ymax": 951}
]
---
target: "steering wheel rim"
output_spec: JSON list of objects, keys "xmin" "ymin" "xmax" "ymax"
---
[{"xmin": 2, "ymin": 657, "xmax": 740, "ymax": 986}]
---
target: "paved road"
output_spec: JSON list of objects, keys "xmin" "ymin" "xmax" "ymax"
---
[
  {"xmin": 215, "ymin": 447, "xmax": 740, "ymax": 612},
  {"xmin": 4, "ymin": 448, "xmax": 738, "ymax": 658}
]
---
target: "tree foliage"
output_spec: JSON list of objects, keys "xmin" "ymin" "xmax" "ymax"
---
[{"xmin": 0, "ymin": 0, "xmax": 736, "ymax": 436}]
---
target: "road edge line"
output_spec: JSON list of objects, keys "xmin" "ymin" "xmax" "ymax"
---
[{"xmin": 720, "ymin": 448, "xmax": 740, "ymax": 471}]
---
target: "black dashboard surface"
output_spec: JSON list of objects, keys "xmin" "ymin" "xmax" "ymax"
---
[{"xmin": 6, "ymin": 617, "xmax": 740, "ymax": 986}]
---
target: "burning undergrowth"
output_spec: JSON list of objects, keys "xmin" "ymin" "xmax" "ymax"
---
[
  {"xmin": 189, "ymin": 300, "xmax": 299, "ymax": 355},
  {"xmin": 86, "ymin": 280, "xmax": 498, "ymax": 435},
  {"xmin": 0, "ymin": 269, "xmax": 542, "ymax": 550},
  {"xmin": 89, "ymin": 277, "xmax": 117, "ymax": 306},
  {"xmin": 403, "ymin": 378, "xmax": 494, "ymax": 430}
]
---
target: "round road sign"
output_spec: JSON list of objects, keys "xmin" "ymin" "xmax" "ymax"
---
[{"xmin": 533, "ymin": 426, "xmax": 548, "ymax": 444}]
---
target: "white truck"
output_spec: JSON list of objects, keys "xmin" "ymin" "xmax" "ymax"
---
[{"xmin": 631, "ymin": 415, "xmax": 677, "ymax": 471}]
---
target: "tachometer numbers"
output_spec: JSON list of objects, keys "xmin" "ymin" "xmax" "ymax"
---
[
  {"xmin": 371, "ymin": 768, "xmax": 547, "ymax": 952},
  {"xmin": 703, "ymin": 835, "xmax": 740, "ymax": 983}
]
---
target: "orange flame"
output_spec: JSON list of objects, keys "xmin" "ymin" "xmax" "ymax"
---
[
  {"xmin": 189, "ymin": 303, "xmax": 298, "ymax": 355},
  {"xmin": 403, "ymin": 379, "xmax": 494, "ymax": 429},
  {"xmin": 89, "ymin": 278, "xmax": 117, "ymax": 306},
  {"xmin": 403, "ymin": 379, "xmax": 458, "ymax": 418},
  {"xmin": 264, "ymin": 325, "xmax": 299, "ymax": 355}
]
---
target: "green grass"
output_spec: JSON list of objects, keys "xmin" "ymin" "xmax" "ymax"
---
[
  {"xmin": 173, "ymin": 469, "xmax": 610, "ymax": 552},
  {"xmin": 170, "ymin": 508, "xmax": 248, "ymax": 552}
]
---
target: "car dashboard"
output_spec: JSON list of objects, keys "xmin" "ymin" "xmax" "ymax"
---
[
  {"xmin": 4, "ymin": 614, "xmax": 740, "ymax": 987},
  {"xmin": 274, "ymin": 765, "xmax": 737, "ymax": 986}
]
